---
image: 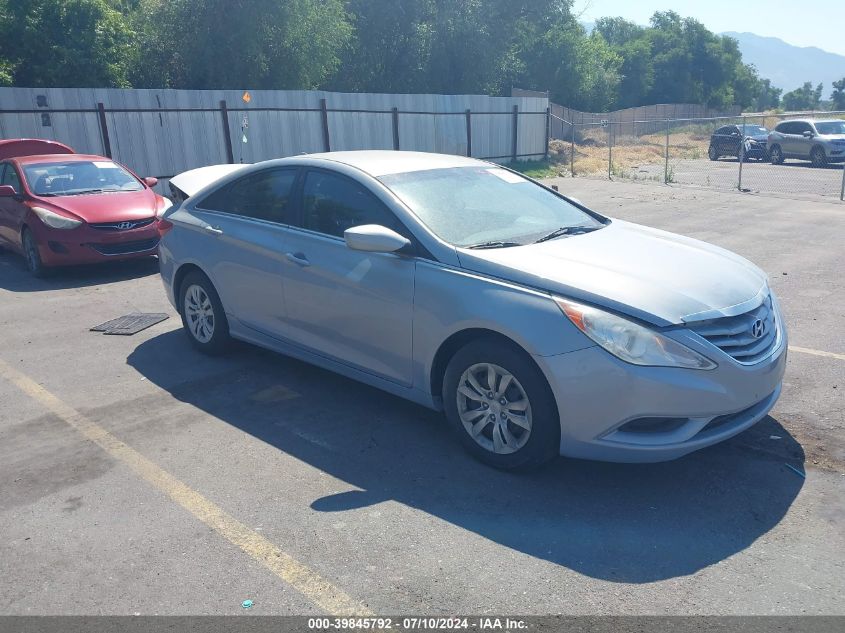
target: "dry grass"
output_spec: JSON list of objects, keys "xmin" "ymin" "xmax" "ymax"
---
[{"xmin": 549, "ymin": 129, "xmax": 708, "ymax": 178}]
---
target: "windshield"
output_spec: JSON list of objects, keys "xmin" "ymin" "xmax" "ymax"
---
[
  {"xmin": 378, "ymin": 166, "xmax": 604, "ymax": 247},
  {"xmin": 740, "ymin": 125, "xmax": 768, "ymax": 135},
  {"xmin": 814, "ymin": 121, "xmax": 845, "ymax": 135},
  {"xmin": 23, "ymin": 160, "xmax": 143, "ymax": 196}
]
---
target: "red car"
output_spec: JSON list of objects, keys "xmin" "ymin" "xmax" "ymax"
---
[{"xmin": 0, "ymin": 139, "xmax": 171, "ymax": 276}]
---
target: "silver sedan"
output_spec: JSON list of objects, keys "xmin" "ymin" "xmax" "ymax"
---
[{"xmin": 158, "ymin": 151, "xmax": 787, "ymax": 469}]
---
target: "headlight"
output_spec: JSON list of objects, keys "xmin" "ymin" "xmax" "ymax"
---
[
  {"xmin": 156, "ymin": 198, "xmax": 173, "ymax": 217},
  {"xmin": 31, "ymin": 206, "xmax": 83, "ymax": 230},
  {"xmin": 555, "ymin": 298, "xmax": 716, "ymax": 370}
]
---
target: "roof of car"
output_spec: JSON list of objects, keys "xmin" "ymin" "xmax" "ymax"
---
[
  {"xmin": 778, "ymin": 119, "xmax": 840, "ymax": 124},
  {"xmin": 302, "ymin": 150, "xmax": 488, "ymax": 177},
  {"xmin": 12, "ymin": 153, "xmax": 111, "ymax": 166}
]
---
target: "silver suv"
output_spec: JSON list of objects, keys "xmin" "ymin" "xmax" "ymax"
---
[{"xmin": 767, "ymin": 119, "xmax": 845, "ymax": 166}]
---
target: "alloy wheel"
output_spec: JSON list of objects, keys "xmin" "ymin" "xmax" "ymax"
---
[
  {"xmin": 456, "ymin": 362, "xmax": 532, "ymax": 455},
  {"xmin": 184, "ymin": 284, "xmax": 215, "ymax": 343}
]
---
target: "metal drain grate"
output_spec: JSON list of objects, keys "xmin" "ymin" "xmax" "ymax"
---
[{"xmin": 91, "ymin": 312, "xmax": 169, "ymax": 335}]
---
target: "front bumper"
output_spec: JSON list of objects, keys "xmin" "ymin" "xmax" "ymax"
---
[
  {"xmin": 31, "ymin": 220, "xmax": 161, "ymax": 266},
  {"xmin": 534, "ymin": 330, "xmax": 787, "ymax": 463}
]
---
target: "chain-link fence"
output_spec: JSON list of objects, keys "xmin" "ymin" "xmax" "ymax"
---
[{"xmin": 552, "ymin": 111, "xmax": 845, "ymax": 202}]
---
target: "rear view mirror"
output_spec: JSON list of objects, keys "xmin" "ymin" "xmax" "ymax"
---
[
  {"xmin": 344, "ymin": 224, "xmax": 411, "ymax": 253},
  {"xmin": 0, "ymin": 185, "xmax": 16, "ymax": 197},
  {"xmin": 143, "ymin": 176, "xmax": 159, "ymax": 187}
]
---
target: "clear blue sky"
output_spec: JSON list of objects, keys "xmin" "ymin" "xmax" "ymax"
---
[{"xmin": 574, "ymin": 0, "xmax": 845, "ymax": 56}]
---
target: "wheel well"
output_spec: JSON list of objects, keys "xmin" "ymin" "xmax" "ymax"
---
[
  {"xmin": 172, "ymin": 263, "xmax": 205, "ymax": 310},
  {"xmin": 429, "ymin": 328, "xmax": 532, "ymax": 404}
]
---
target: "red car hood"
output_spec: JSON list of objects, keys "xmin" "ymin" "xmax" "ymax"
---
[{"xmin": 39, "ymin": 190, "xmax": 158, "ymax": 223}]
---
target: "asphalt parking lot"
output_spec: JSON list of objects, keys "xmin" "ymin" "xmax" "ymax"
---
[
  {"xmin": 1, "ymin": 179, "xmax": 843, "ymax": 615},
  {"xmin": 630, "ymin": 156, "xmax": 844, "ymax": 201}
]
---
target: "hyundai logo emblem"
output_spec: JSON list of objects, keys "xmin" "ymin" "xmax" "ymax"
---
[
  {"xmin": 751, "ymin": 319, "xmax": 766, "ymax": 339},
  {"xmin": 116, "ymin": 221, "xmax": 135, "ymax": 230}
]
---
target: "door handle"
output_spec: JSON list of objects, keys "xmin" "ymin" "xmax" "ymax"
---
[
  {"xmin": 204, "ymin": 225, "xmax": 223, "ymax": 236},
  {"xmin": 285, "ymin": 252, "xmax": 310, "ymax": 267}
]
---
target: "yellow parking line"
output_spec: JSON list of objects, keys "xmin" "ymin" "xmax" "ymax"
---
[
  {"xmin": 789, "ymin": 346, "xmax": 845, "ymax": 361},
  {"xmin": 0, "ymin": 358, "xmax": 370, "ymax": 616}
]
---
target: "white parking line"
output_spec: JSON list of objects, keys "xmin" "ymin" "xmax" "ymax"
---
[{"xmin": 789, "ymin": 346, "xmax": 845, "ymax": 361}]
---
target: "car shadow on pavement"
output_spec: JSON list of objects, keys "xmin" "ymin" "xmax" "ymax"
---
[
  {"xmin": 128, "ymin": 330, "xmax": 805, "ymax": 584},
  {"xmin": 0, "ymin": 250, "xmax": 159, "ymax": 291}
]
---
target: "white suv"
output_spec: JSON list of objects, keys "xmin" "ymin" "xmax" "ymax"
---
[{"xmin": 767, "ymin": 119, "xmax": 845, "ymax": 167}]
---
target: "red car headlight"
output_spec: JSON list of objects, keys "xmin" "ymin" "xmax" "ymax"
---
[{"xmin": 31, "ymin": 206, "xmax": 83, "ymax": 230}]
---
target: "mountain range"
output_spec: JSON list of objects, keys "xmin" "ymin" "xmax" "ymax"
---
[{"xmin": 721, "ymin": 32, "xmax": 845, "ymax": 93}]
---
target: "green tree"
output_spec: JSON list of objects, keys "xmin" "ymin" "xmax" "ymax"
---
[
  {"xmin": 831, "ymin": 78, "xmax": 845, "ymax": 110},
  {"xmin": 0, "ymin": 0, "xmax": 136, "ymax": 87},
  {"xmin": 753, "ymin": 78, "xmax": 781, "ymax": 111},
  {"xmin": 782, "ymin": 82, "xmax": 824, "ymax": 111},
  {"xmin": 329, "ymin": 0, "xmax": 434, "ymax": 93},
  {"xmin": 594, "ymin": 18, "xmax": 652, "ymax": 108},
  {"xmin": 133, "ymin": 0, "xmax": 352, "ymax": 90}
]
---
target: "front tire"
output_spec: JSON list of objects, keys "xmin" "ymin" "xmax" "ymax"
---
[
  {"xmin": 179, "ymin": 271, "xmax": 231, "ymax": 355},
  {"xmin": 443, "ymin": 338, "xmax": 560, "ymax": 470},
  {"xmin": 769, "ymin": 144, "xmax": 784, "ymax": 164},
  {"xmin": 22, "ymin": 228, "xmax": 48, "ymax": 278},
  {"xmin": 707, "ymin": 146, "xmax": 719, "ymax": 161},
  {"xmin": 810, "ymin": 146, "xmax": 827, "ymax": 168}
]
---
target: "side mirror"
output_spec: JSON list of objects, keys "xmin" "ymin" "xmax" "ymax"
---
[
  {"xmin": 802, "ymin": 131, "xmax": 814, "ymax": 138},
  {"xmin": 143, "ymin": 176, "xmax": 159, "ymax": 187},
  {"xmin": 566, "ymin": 196, "xmax": 584, "ymax": 206},
  {"xmin": 0, "ymin": 185, "xmax": 16, "ymax": 197},
  {"xmin": 344, "ymin": 224, "xmax": 411, "ymax": 253}
]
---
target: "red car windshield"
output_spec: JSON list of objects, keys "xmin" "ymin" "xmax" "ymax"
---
[{"xmin": 22, "ymin": 160, "xmax": 143, "ymax": 196}]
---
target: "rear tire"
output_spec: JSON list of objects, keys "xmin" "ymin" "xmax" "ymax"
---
[
  {"xmin": 178, "ymin": 271, "xmax": 231, "ymax": 355},
  {"xmin": 810, "ymin": 146, "xmax": 827, "ymax": 168},
  {"xmin": 442, "ymin": 337, "xmax": 560, "ymax": 470},
  {"xmin": 769, "ymin": 145, "xmax": 784, "ymax": 165},
  {"xmin": 22, "ymin": 228, "xmax": 48, "ymax": 278},
  {"xmin": 707, "ymin": 146, "xmax": 719, "ymax": 161}
]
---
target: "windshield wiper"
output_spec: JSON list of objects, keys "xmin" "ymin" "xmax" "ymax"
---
[
  {"xmin": 64, "ymin": 188, "xmax": 103, "ymax": 196},
  {"xmin": 533, "ymin": 225, "xmax": 600, "ymax": 244},
  {"xmin": 465, "ymin": 240, "xmax": 522, "ymax": 250}
]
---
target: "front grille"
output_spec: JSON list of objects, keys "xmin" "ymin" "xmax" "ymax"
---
[
  {"xmin": 90, "ymin": 217, "xmax": 155, "ymax": 231},
  {"xmin": 687, "ymin": 296, "xmax": 779, "ymax": 364},
  {"xmin": 89, "ymin": 238, "xmax": 159, "ymax": 256}
]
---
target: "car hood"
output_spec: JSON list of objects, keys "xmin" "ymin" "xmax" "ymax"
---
[
  {"xmin": 456, "ymin": 220, "xmax": 768, "ymax": 326},
  {"xmin": 37, "ymin": 189, "xmax": 159, "ymax": 223},
  {"xmin": 749, "ymin": 134, "xmax": 768, "ymax": 142}
]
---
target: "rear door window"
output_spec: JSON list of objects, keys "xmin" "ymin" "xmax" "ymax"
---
[{"xmin": 198, "ymin": 169, "xmax": 298, "ymax": 224}]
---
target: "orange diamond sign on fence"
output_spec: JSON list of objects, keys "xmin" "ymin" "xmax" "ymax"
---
[{"xmin": 242, "ymin": 91, "xmax": 251, "ymax": 104}]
